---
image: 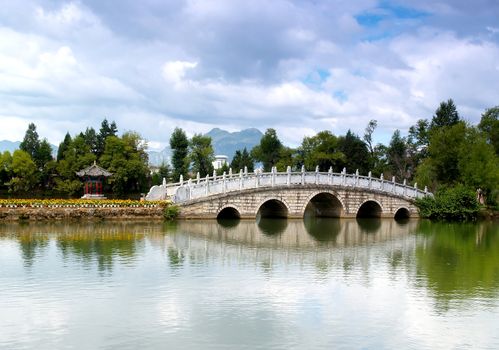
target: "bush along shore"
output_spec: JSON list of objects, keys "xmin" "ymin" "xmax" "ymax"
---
[
  {"xmin": 0, "ymin": 199, "xmax": 171, "ymax": 221},
  {"xmin": 415, "ymin": 185, "xmax": 492, "ymax": 221}
]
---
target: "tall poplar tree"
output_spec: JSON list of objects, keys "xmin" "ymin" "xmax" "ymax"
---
[
  {"xmin": 170, "ymin": 127, "xmax": 189, "ymax": 181},
  {"xmin": 189, "ymin": 134, "xmax": 215, "ymax": 177}
]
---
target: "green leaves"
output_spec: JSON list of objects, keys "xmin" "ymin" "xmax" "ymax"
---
[
  {"xmin": 189, "ymin": 134, "xmax": 215, "ymax": 177},
  {"xmin": 415, "ymin": 185, "xmax": 480, "ymax": 221}
]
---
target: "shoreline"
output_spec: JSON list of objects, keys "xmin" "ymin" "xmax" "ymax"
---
[{"xmin": 0, "ymin": 207, "xmax": 164, "ymax": 221}]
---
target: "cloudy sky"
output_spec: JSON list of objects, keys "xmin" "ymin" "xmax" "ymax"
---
[{"xmin": 1, "ymin": 0, "xmax": 498, "ymax": 149}]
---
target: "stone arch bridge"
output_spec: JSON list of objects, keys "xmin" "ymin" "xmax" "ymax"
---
[{"xmin": 146, "ymin": 168, "xmax": 430, "ymax": 219}]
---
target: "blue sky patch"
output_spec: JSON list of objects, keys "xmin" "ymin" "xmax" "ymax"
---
[{"xmin": 355, "ymin": 1, "xmax": 429, "ymax": 28}]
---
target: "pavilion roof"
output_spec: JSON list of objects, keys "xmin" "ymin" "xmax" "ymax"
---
[{"xmin": 76, "ymin": 161, "xmax": 112, "ymax": 177}]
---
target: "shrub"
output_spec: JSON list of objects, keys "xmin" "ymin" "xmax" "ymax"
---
[
  {"xmin": 415, "ymin": 185, "xmax": 480, "ymax": 221},
  {"xmin": 164, "ymin": 205, "xmax": 180, "ymax": 221}
]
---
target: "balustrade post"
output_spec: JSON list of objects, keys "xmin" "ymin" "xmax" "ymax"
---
[
  {"xmin": 368, "ymin": 171, "xmax": 372, "ymax": 189},
  {"xmin": 213, "ymin": 170, "xmax": 217, "ymax": 181},
  {"xmin": 223, "ymin": 172, "xmax": 226, "ymax": 193},
  {"xmin": 328, "ymin": 167, "xmax": 332, "ymax": 185},
  {"xmin": 162, "ymin": 178, "xmax": 167, "ymax": 187},
  {"xmin": 414, "ymin": 183, "xmax": 418, "ymax": 198},
  {"xmin": 179, "ymin": 174, "xmax": 184, "ymax": 186},
  {"xmin": 196, "ymin": 172, "xmax": 200, "ymax": 184},
  {"xmin": 271, "ymin": 167, "xmax": 276, "ymax": 187},
  {"xmin": 239, "ymin": 169, "xmax": 243, "ymax": 190},
  {"xmin": 301, "ymin": 165, "xmax": 305, "ymax": 185},
  {"xmin": 355, "ymin": 169, "xmax": 359, "ymax": 187},
  {"xmin": 424, "ymin": 185, "xmax": 427, "ymax": 194},
  {"xmin": 342, "ymin": 168, "xmax": 346, "ymax": 186},
  {"xmin": 392, "ymin": 176, "xmax": 396, "ymax": 193},
  {"xmin": 380, "ymin": 173, "xmax": 384, "ymax": 190},
  {"xmin": 244, "ymin": 166, "xmax": 248, "ymax": 176},
  {"xmin": 315, "ymin": 165, "xmax": 319, "ymax": 184},
  {"xmin": 403, "ymin": 179, "xmax": 407, "ymax": 196},
  {"xmin": 287, "ymin": 166, "xmax": 291, "ymax": 186},
  {"xmin": 255, "ymin": 169, "xmax": 259, "ymax": 188},
  {"xmin": 229, "ymin": 168, "xmax": 233, "ymax": 178},
  {"xmin": 205, "ymin": 175, "xmax": 209, "ymax": 195}
]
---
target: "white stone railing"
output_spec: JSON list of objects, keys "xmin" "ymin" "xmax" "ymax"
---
[{"xmin": 145, "ymin": 166, "xmax": 431, "ymax": 203}]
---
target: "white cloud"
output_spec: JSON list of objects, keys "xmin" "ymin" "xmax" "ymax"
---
[
  {"xmin": 0, "ymin": 0, "xmax": 498, "ymax": 148},
  {"xmin": 162, "ymin": 60, "xmax": 198, "ymax": 87}
]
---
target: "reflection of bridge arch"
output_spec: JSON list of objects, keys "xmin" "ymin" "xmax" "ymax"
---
[
  {"xmin": 356, "ymin": 199, "xmax": 384, "ymax": 218},
  {"xmin": 256, "ymin": 198, "xmax": 290, "ymax": 219},
  {"xmin": 302, "ymin": 190, "xmax": 345, "ymax": 218}
]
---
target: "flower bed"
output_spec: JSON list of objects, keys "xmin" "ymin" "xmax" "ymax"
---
[{"xmin": 0, "ymin": 199, "xmax": 169, "ymax": 209}]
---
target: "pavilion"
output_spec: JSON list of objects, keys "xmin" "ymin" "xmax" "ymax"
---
[{"xmin": 76, "ymin": 161, "xmax": 112, "ymax": 199}]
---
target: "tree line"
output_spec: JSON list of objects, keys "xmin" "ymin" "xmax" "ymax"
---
[
  {"xmin": 169, "ymin": 100, "xmax": 498, "ymax": 207},
  {"xmin": 0, "ymin": 119, "xmax": 150, "ymax": 197},
  {"xmin": 1, "ymin": 100, "xmax": 497, "ymax": 205}
]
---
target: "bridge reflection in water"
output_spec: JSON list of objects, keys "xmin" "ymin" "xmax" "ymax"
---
[{"xmin": 162, "ymin": 218, "xmax": 420, "ymax": 271}]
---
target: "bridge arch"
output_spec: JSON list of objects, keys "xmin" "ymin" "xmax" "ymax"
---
[
  {"xmin": 356, "ymin": 199, "xmax": 384, "ymax": 218},
  {"xmin": 394, "ymin": 206, "xmax": 411, "ymax": 219},
  {"xmin": 302, "ymin": 191, "xmax": 345, "ymax": 218},
  {"xmin": 217, "ymin": 205, "xmax": 241, "ymax": 219},
  {"xmin": 255, "ymin": 197, "xmax": 290, "ymax": 219}
]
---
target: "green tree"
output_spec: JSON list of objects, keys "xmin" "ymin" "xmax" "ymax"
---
[
  {"xmin": 372, "ymin": 144, "xmax": 389, "ymax": 177},
  {"xmin": 97, "ymin": 119, "xmax": 118, "ymax": 156},
  {"xmin": 57, "ymin": 132, "xmax": 72, "ymax": 161},
  {"xmin": 231, "ymin": 148, "xmax": 254, "ymax": 172},
  {"xmin": 55, "ymin": 134, "xmax": 95, "ymax": 196},
  {"xmin": 251, "ymin": 128, "xmax": 283, "ymax": 171},
  {"xmin": 275, "ymin": 146, "xmax": 296, "ymax": 172},
  {"xmin": 430, "ymin": 99, "xmax": 460, "ymax": 131},
  {"xmin": 19, "ymin": 123, "xmax": 40, "ymax": 160},
  {"xmin": 363, "ymin": 119, "xmax": 377, "ymax": 162},
  {"xmin": 386, "ymin": 130, "xmax": 409, "ymax": 181},
  {"xmin": 427, "ymin": 122, "xmax": 466, "ymax": 184},
  {"xmin": 151, "ymin": 162, "xmax": 171, "ymax": 185},
  {"xmin": 0, "ymin": 151, "xmax": 13, "ymax": 190},
  {"xmin": 83, "ymin": 127, "xmax": 99, "ymax": 155},
  {"xmin": 189, "ymin": 134, "xmax": 215, "ymax": 177},
  {"xmin": 36, "ymin": 139, "xmax": 55, "ymax": 189},
  {"xmin": 170, "ymin": 127, "xmax": 189, "ymax": 181},
  {"xmin": 338, "ymin": 130, "xmax": 370, "ymax": 175},
  {"xmin": 7, "ymin": 150, "xmax": 38, "ymax": 193},
  {"xmin": 299, "ymin": 130, "xmax": 345, "ymax": 171},
  {"xmin": 478, "ymin": 106, "xmax": 499, "ymax": 155},
  {"xmin": 458, "ymin": 127, "xmax": 499, "ymax": 202},
  {"xmin": 99, "ymin": 132, "xmax": 149, "ymax": 196}
]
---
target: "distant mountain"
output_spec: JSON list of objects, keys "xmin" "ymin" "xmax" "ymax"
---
[
  {"xmin": 147, "ymin": 145, "xmax": 171, "ymax": 167},
  {"xmin": 146, "ymin": 128, "xmax": 263, "ymax": 166},
  {"xmin": 206, "ymin": 128, "xmax": 263, "ymax": 161},
  {"xmin": 0, "ymin": 140, "xmax": 21, "ymax": 153},
  {"xmin": 0, "ymin": 140, "xmax": 58, "ymax": 158}
]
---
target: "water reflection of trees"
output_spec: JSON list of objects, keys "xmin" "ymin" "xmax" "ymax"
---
[
  {"xmin": 414, "ymin": 220, "xmax": 499, "ymax": 311},
  {"xmin": 0, "ymin": 222, "xmax": 165, "ymax": 271}
]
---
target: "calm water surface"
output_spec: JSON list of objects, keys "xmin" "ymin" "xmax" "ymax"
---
[{"xmin": 1, "ymin": 219, "xmax": 498, "ymax": 349}]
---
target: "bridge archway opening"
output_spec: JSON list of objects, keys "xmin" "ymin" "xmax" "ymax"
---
[
  {"xmin": 356, "ymin": 200, "xmax": 382, "ymax": 218},
  {"xmin": 304, "ymin": 193, "xmax": 343, "ymax": 218},
  {"xmin": 257, "ymin": 199, "xmax": 288, "ymax": 219},
  {"xmin": 394, "ymin": 207, "xmax": 410, "ymax": 220},
  {"xmin": 217, "ymin": 207, "xmax": 241, "ymax": 220}
]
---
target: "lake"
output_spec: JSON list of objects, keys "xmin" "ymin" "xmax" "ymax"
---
[{"xmin": 1, "ymin": 219, "xmax": 498, "ymax": 349}]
